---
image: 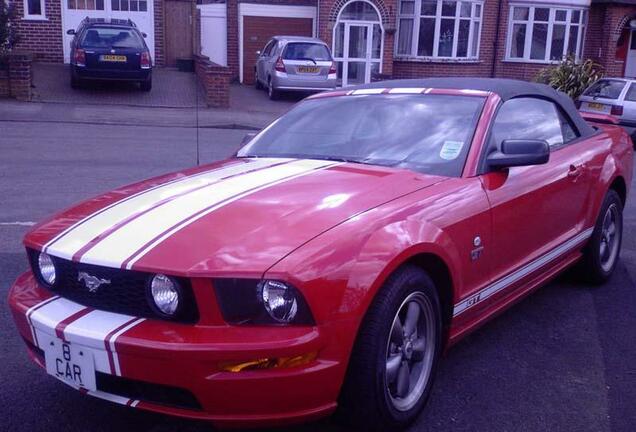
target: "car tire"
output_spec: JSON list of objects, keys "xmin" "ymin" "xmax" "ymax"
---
[
  {"xmin": 254, "ymin": 70, "xmax": 262, "ymax": 90},
  {"xmin": 268, "ymin": 78, "xmax": 279, "ymax": 100},
  {"xmin": 337, "ymin": 265, "xmax": 442, "ymax": 431},
  {"xmin": 579, "ymin": 189, "xmax": 623, "ymax": 284},
  {"xmin": 70, "ymin": 73, "xmax": 81, "ymax": 89},
  {"xmin": 140, "ymin": 77, "xmax": 152, "ymax": 92}
]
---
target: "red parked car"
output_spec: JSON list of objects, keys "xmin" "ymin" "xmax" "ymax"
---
[{"xmin": 8, "ymin": 79, "xmax": 633, "ymax": 430}]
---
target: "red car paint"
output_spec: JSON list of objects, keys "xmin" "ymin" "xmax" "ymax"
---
[{"xmin": 8, "ymin": 88, "xmax": 633, "ymax": 428}]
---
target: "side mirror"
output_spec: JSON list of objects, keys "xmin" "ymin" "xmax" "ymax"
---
[
  {"xmin": 487, "ymin": 139, "xmax": 550, "ymax": 169},
  {"xmin": 255, "ymin": 50, "xmax": 261, "ymax": 57},
  {"xmin": 66, "ymin": 29, "xmax": 76, "ymax": 35},
  {"xmin": 142, "ymin": 32, "xmax": 147, "ymax": 38}
]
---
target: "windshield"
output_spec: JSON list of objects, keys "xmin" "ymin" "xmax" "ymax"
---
[
  {"xmin": 238, "ymin": 94, "xmax": 485, "ymax": 177},
  {"xmin": 80, "ymin": 27, "xmax": 144, "ymax": 49},
  {"xmin": 283, "ymin": 43, "xmax": 332, "ymax": 61},
  {"xmin": 583, "ymin": 79, "xmax": 626, "ymax": 99}
]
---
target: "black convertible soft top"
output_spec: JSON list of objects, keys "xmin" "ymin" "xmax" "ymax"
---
[{"xmin": 350, "ymin": 77, "xmax": 595, "ymax": 138}]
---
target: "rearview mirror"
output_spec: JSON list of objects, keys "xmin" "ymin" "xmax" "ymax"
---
[
  {"xmin": 241, "ymin": 132, "xmax": 257, "ymax": 146},
  {"xmin": 487, "ymin": 139, "xmax": 550, "ymax": 169},
  {"xmin": 66, "ymin": 29, "xmax": 76, "ymax": 35}
]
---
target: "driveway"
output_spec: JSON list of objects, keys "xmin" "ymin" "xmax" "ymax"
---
[{"xmin": 31, "ymin": 63, "xmax": 303, "ymax": 113}]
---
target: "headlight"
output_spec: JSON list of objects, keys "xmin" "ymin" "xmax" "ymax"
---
[
  {"xmin": 149, "ymin": 274, "xmax": 180, "ymax": 316},
  {"xmin": 260, "ymin": 280, "xmax": 298, "ymax": 323},
  {"xmin": 37, "ymin": 252, "xmax": 56, "ymax": 286},
  {"xmin": 213, "ymin": 278, "xmax": 313, "ymax": 325}
]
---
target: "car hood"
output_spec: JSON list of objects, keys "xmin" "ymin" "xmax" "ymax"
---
[{"xmin": 25, "ymin": 158, "xmax": 445, "ymax": 276}]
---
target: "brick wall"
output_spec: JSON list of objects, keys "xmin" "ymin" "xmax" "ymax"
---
[
  {"xmin": 154, "ymin": 0, "xmax": 165, "ymax": 66},
  {"xmin": 12, "ymin": 0, "xmax": 64, "ymax": 62},
  {"xmin": 194, "ymin": 53, "xmax": 231, "ymax": 107},
  {"xmin": 0, "ymin": 53, "xmax": 34, "ymax": 101}
]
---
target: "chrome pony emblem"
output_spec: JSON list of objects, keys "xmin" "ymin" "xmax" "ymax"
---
[{"xmin": 77, "ymin": 272, "xmax": 111, "ymax": 293}]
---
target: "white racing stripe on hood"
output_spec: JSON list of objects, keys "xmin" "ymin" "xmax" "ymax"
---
[
  {"xmin": 45, "ymin": 158, "xmax": 286, "ymax": 260},
  {"xmin": 78, "ymin": 159, "xmax": 337, "ymax": 269}
]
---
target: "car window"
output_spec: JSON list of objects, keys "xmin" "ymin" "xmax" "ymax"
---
[
  {"xmin": 238, "ymin": 94, "xmax": 485, "ymax": 177},
  {"xmin": 262, "ymin": 40, "xmax": 275, "ymax": 56},
  {"xmin": 625, "ymin": 83, "xmax": 636, "ymax": 102},
  {"xmin": 80, "ymin": 27, "xmax": 144, "ymax": 49},
  {"xmin": 490, "ymin": 98, "xmax": 564, "ymax": 149},
  {"xmin": 283, "ymin": 43, "xmax": 332, "ymax": 61},
  {"xmin": 558, "ymin": 110, "xmax": 580, "ymax": 143},
  {"xmin": 583, "ymin": 79, "xmax": 626, "ymax": 100}
]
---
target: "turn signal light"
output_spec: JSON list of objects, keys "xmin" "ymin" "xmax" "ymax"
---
[
  {"xmin": 329, "ymin": 62, "xmax": 337, "ymax": 75},
  {"xmin": 274, "ymin": 56, "xmax": 286, "ymax": 73},
  {"xmin": 611, "ymin": 105, "xmax": 624, "ymax": 116},
  {"xmin": 141, "ymin": 51, "xmax": 151, "ymax": 69},
  {"xmin": 74, "ymin": 49, "xmax": 86, "ymax": 67},
  {"xmin": 218, "ymin": 351, "xmax": 317, "ymax": 373}
]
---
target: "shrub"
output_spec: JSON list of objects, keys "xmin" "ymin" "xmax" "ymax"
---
[
  {"xmin": 0, "ymin": 2, "xmax": 19, "ymax": 56},
  {"xmin": 534, "ymin": 55, "xmax": 603, "ymax": 99}
]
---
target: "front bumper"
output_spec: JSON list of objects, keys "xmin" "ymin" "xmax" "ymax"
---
[{"xmin": 8, "ymin": 271, "xmax": 345, "ymax": 428}]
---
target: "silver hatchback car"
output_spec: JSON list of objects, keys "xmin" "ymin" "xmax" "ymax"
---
[
  {"xmin": 254, "ymin": 36, "xmax": 337, "ymax": 100},
  {"xmin": 577, "ymin": 77, "xmax": 636, "ymax": 141}
]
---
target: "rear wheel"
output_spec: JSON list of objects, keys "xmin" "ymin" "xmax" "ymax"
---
[
  {"xmin": 338, "ymin": 265, "xmax": 442, "ymax": 431},
  {"xmin": 70, "ymin": 73, "xmax": 81, "ymax": 89},
  {"xmin": 140, "ymin": 76, "xmax": 152, "ymax": 92},
  {"xmin": 579, "ymin": 189, "xmax": 623, "ymax": 284},
  {"xmin": 268, "ymin": 78, "xmax": 279, "ymax": 100}
]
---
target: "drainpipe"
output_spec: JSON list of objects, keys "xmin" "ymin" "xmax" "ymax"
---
[
  {"xmin": 316, "ymin": 0, "xmax": 320, "ymax": 38},
  {"xmin": 491, "ymin": 0, "xmax": 504, "ymax": 78}
]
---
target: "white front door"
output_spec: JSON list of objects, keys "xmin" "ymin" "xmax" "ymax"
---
[
  {"xmin": 61, "ymin": 0, "xmax": 155, "ymax": 64},
  {"xmin": 625, "ymin": 30, "xmax": 636, "ymax": 78},
  {"xmin": 333, "ymin": 20, "xmax": 382, "ymax": 87}
]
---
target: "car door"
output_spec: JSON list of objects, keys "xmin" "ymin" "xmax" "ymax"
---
[
  {"xmin": 256, "ymin": 40, "xmax": 273, "ymax": 82},
  {"xmin": 479, "ymin": 97, "xmax": 596, "ymax": 297}
]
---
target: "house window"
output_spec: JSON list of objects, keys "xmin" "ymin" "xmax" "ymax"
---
[
  {"xmin": 506, "ymin": 5, "xmax": 587, "ymax": 63},
  {"xmin": 67, "ymin": 0, "xmax": 105, "ymax": 10},
  {"xmin": 24, "ymin": 0, "xmax": 45, "ymax": 19},
  {"xmin": 396, "ymin": 0, "xmax": 483, "ymax": 59},
  {"xmin": 112, "ymin": 0, "xmax": 148, "ymax": 12}
]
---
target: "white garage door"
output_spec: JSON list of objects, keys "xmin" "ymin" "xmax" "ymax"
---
[{"xmin": 61, "ymin": 0, "xmax": 155, "ymax": 64}]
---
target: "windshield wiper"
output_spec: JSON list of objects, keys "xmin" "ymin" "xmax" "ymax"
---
[{"xmin": 296, "ymin": 57, "xmax": 317, "ymax": 64}]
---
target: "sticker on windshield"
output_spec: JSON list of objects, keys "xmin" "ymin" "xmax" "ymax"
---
[{"xmin": 439, "ymin": 140, "xmax": 464, "ymax": 160}]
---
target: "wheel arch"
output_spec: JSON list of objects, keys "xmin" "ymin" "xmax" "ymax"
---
[{"xmin": 609, "ymin": 175, "xmax": 627, "ymax": 207}]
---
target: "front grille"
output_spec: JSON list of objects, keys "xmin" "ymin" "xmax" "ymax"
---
[
  {"xmin": 96, "ymin": 372, "xmax": 202, "ymax": 411},
  {"xmin": 28, "ymin": 249, "xmax": 199, "ymax": 323}
]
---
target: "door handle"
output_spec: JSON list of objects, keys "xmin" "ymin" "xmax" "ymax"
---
[{"xmin": 567, "ymin": 164, "xmax": 584, "ymax": 179}]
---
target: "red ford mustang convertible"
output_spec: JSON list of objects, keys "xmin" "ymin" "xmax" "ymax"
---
[{"xmin": 8, "ymin": 78, "xmax": 633, "ymax": 430}]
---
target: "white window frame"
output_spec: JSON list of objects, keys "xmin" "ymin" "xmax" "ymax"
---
[
  {"xmin": 23, "ymin": 0, "xmax": 46, "ymax": 20},
  {"xmin": 505, "ymin": 4, "xmax": 588, "ymax": 64},
  {"xmin": 395, "ymin": 0, "xmax": 483, "ymax": 60}
]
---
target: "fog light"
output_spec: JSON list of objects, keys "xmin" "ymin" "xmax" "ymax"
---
[
  {"xmin": 260, "ymin": 280, "xmax": 298, "ymax": 323},
  {"xmin": 150, "ymin": 274, "xmax": 180, "ymax": 316},
  {"xmin": 37, "ymin": 252, "xmax": 56, "ymax": 285},
  {"xmin": 219, "ymin": 351, "xmax": 318, "ymax": 372}
]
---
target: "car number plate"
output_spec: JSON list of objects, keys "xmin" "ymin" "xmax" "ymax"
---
[
  {"xmin": 297, "ymin": 66, "xmax": 320, "ymax": 74},
  {"xmin": 44, "ymin": 339, "xmax": 96, "ymax": 391},
  {"xmin": 587, "ymin": 102, "xmax": 606, "ymax": 111},
  {"xmin": 100, "ymin": 55, "xmax": 127, "ymax": 62}
]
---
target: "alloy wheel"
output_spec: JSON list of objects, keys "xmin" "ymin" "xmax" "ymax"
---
[
  {"xmin": 385, "ymin": 291, "xmax": 436, "ymax": 412},
  {"xmin": 600, "ymin": 203, "xmax": 620, "ymax": 272}
]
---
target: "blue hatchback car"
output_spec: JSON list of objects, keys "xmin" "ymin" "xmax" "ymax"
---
[{"xmin": 67, "ymin": 18, "xmax": 152, "ymax": 91}]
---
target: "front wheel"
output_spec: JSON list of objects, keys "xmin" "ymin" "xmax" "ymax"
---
[
  {"xmin": 254, "ymin": 70, "xmax": 262, "ymax": 89},
  {"xmin": 338, "ymin": 265, "xmax": 442, "ymax": 431},
  {"xmin": 579, "ymin": 189, "xmax": 623, "ymax": 284}
]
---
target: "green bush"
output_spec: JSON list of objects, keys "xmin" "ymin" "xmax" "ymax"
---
[
  {"xmin": 534, "ymin": 55, "xmax": 603, "ymax": 99},
  {"xmin": 0, "ymin": 2, "xmax": 19, "ymax": 56}
]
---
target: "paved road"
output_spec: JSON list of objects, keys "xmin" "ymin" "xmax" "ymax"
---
[{"xmin": 1, "ymin": 112, "xmax": 636, "ymax": 432}]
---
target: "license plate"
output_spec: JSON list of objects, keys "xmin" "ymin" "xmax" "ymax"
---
[
  {"xmin": 297, "ymin": 66, "xmax": 320, "ymax": 74},
  {"xmin": 100, "ymin": 55, "xmax": 127, "ymax": 62},
  {"xmin": 45, "ymin": 339, "xmax": 96, "ymax": 391},
  {"xmin": 587, "ymin": 102, "xmax": 606, "ymax": 111}
]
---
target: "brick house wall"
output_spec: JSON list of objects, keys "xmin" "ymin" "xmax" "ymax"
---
[{"xmin": 12, "ymin": 0, "xmax": 64, "ymax": 62}]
